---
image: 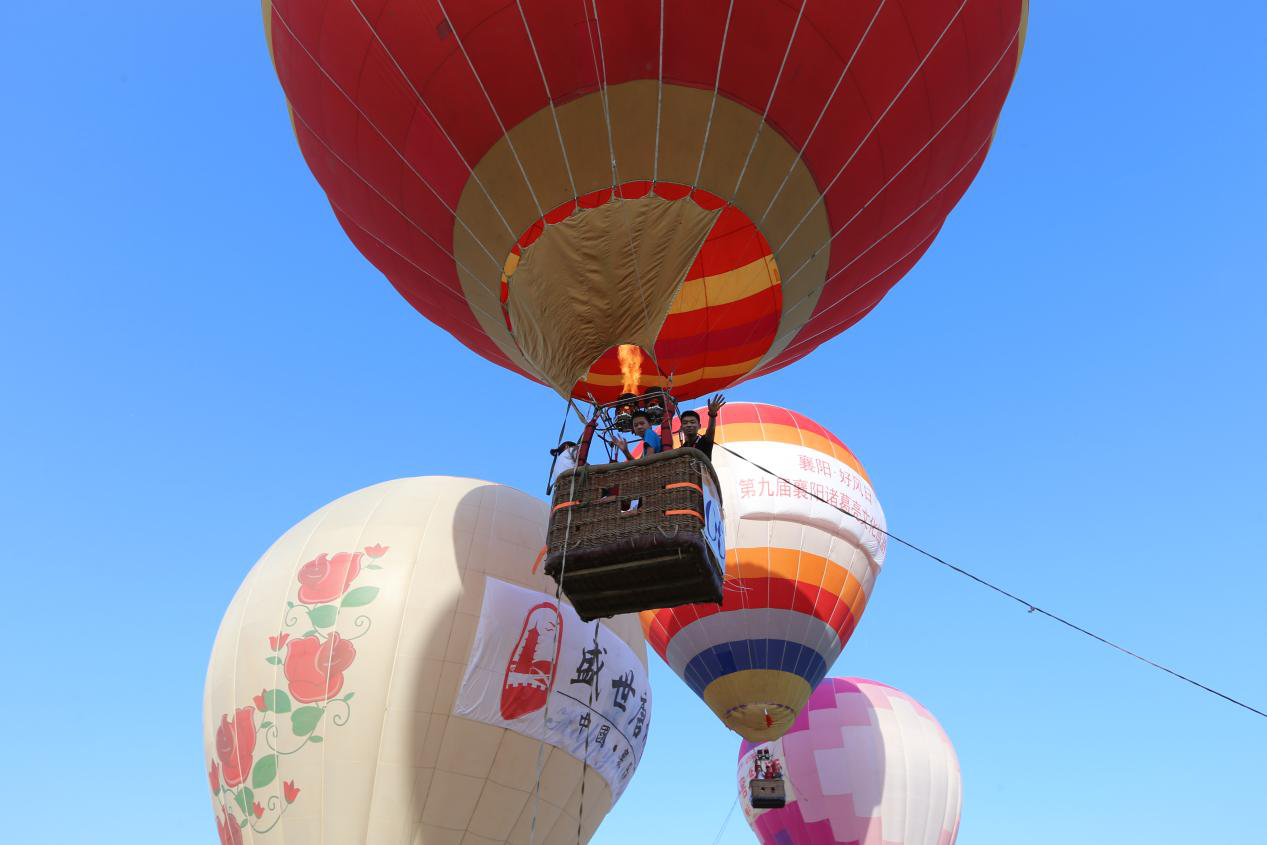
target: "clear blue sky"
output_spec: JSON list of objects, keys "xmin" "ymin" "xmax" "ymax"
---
[{"xmin": 3, "ymin": 3, "xmax": 1264, "ymax": 843}]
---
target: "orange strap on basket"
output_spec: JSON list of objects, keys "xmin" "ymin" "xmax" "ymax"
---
[
  {"xmin": 665, "ymin": 509, "xmax": 704, "ymax": 522},
  {"xmin": 530, "ymin": 545, "xmax": 547, "ymax": 574},
  {"xmin": 552, "ymin": 500, "xmax": 580, "ymax": 513},
  {"xmin": 665, "ymin": 481, "xmax": 702, "ymax": 492}
]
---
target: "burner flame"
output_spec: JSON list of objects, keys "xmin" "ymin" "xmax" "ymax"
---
[{"xmin": 618, "ymin": 345, "xmax": 643, "ymax": 395}]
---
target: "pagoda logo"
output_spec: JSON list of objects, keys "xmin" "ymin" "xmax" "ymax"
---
[{"xmin": 500, "ymin": 601, "xmax": 563, "ymax": 720}]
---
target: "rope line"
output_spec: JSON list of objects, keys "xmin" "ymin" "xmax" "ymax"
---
[
  {"xmin": 576, "ymin": 619, "xmax": 601, "ymax": 845},
  {"xmin": 693, "ymin": 0, "xmax": 736, "ymax": 189},
  {"xmin": 773, "ymin": 0, "xmax": 969, "ymax": 255},
  {"xmin": 714, "ymin": 443, "xmax": 1267, "ymax": 721},
  {"xmin": 709, "ymin": 793, "xmax": 739, "ymax": 845},
  {"xmin": 758, "ymin": 0, "xmax": 887, "ymax": 228},
  {"xmin": 514, "ymin": 0, "xmax": 580, "ymax": 199},
  {"xmin": 341, "ymin": 0, "xmax": 518, "ymax": 241},
  {"xmin": 529, "ymin": 454, "xmax": 582, "ymax": 845},
  {"xmin": 436, "ymin": 0, "xmax": 544, "ymax": 219},
  {"xmin": 730, "ymin": 0, "xmax": 808, "ymax": 203}
]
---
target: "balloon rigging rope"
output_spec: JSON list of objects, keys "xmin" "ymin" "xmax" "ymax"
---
[
  {"xmin": 756, "ymin": 0, "xmax": 887, "ymax": 230},
  {"xmin": 772, "ymin": 0, "xmax": 970, "ymax": 256},
  {"xmin": 529, "ymin": 460, "xmax": 581, "ymax": 845},
  {"xmin": 776, "ymin": 24, "xmax": 1021, "ymax": 293},
  {"xmin": 583, "ymin": 0, "xmax": 664, "ymax": 380},
  {"xmin": 513, "ymin": 0, "xmax": 579, "ymax": 200},
  {"xmin": 729, "ymin": 0, "xmax": 807, "ymax": 204},
  {"xmin": 436, "ymin": 0, "xmax": 544, "ymax": 220},
  {"xmin": 341, "ymin": 0, "xmax": 518, "ymax": 242},
  {"xmin": 709, "ymin": 794, "xmax": 739, "ymax": 845},
  {"xmin": 264, "ymin": 22, "xmax": 561, "ymax": 389},
  {"xmin": 713, "ymin": 443, "xmax": 1267, "ymax": 720},
  {"xmin": 692, "ymin": 0, "xmax": 736, "ymax": 190},
  {"xmin": 652, "ymin": 0, "xmax": 664, "ymax": 186},
  {"xmin": 748, "ymin": 119, "xmax": 999, "ymax": 379},
  {"xmin": 576, "ymin": 619, "xmax": 601, "ymax": 845}
]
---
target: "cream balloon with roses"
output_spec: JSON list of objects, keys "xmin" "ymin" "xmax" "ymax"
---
[{"xmin": 203, "ymin": 477, "xmax": 650, "ymax": 844}]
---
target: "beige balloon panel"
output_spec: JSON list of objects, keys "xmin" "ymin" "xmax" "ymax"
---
[{"xmin": 204, "ymin": 477, "xmax": 645, "ymax": 844}]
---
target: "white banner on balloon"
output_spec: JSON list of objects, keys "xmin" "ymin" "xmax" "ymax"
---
[
  {"xmin": 715, "ymin": 440, "xmax": 888, "ymax": 566},
  {"xmin": 453, "ymin": 578, "xmax": 651, "ymax": 800}
]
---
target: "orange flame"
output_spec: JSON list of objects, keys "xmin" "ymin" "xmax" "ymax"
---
[{"xmin": 617, "ymin": 345, "xmax": 643, "ymax": 395}]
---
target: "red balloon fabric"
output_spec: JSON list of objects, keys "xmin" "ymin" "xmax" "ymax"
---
[{"xmin": 264, "ymin": 1, "xmax": 1026, "ymax": 400}]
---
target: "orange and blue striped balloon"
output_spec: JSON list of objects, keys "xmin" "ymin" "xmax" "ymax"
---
[{"xmin": 641, "ymin": 403, "xmax": 886, "ymax": 741}]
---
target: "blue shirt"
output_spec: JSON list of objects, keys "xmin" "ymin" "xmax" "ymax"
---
[{"xmin": 625, "ymin": 429, "xmax": 661, "ymax": 459}]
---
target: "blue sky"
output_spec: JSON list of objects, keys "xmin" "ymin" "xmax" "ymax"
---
[{"xmin": 3, "ymin": 3, "xmax": 1265, "ymax": 843}]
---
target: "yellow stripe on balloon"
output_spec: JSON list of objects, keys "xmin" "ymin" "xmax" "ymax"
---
[{"xmin": 667, "ymin": 254, "xmax": 781, "ymax": 314}]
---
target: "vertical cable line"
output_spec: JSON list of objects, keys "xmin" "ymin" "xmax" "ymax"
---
[
  {"xmin": 692, "ymin": 0, "xmax": 736, "ymax": 189},
  {"xmin": 774, "ymin": 0, "xmax": 970, "ymax": 255},
  {"xmin": 776, "ymin": 28, "xmax": 1018, "ymax": 291},
  {"xmin": 575, "ymin": 619, "xmax": 601, "ymax": 845},
  {"xmin": 436, "ymin": 0, "xmax": 545, "ymax": 220},
  {"xmin": 730, "ymin": 0, "xmax": 808, "ymax": 203},
  {"xmin": 755, "ymin": 125, "xmax": 997, "ymax": 367},
  {"xmin": 270, "ymin": 5, "xmax": 508, "ymax": 273},
  {"xmin": 528, "ymin": 460, "xmax": 581, "ymax": 845},
  {"xmin": 584, "ymin": 0, "xmax": 665, "ymax": 381},
  {"xmin": 291, "ymin": 0, "xmax": 557, "ymax": 385},
  {"xmin": 758, "ymin": 0, "xmax": 888, "ymax": 228},
  {"xmin": 514, "ymin": 0, "xmax": 579, "ymax": 200},
  {"xmin": 344, "ymin": 0, "xmax": 519, "ymax": 241},
  {"xmin": 652, "ymin": 0, "xmax": 665, "ymax": 186}
]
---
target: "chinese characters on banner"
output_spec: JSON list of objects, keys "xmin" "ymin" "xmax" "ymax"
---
[
  {"xmin": 453, "ymin": 578, "xmax": 652, "ymax": 800},
  {"xmin": 721, "ymin": 441, "xmax": 888, "ymax": 562}
]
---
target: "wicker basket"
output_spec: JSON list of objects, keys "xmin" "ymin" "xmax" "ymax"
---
[
  {"xmin": 749, "ymin": 778, "xmax": 786, "ymax": 809},
  {"xmin": 544, "ymin": 447, "xmax": 725, "ymax": 621}
]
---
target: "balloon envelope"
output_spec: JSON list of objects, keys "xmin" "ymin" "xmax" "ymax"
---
[
  {"xmin": 642, "ymin": 403, "xmax": 886, "ymax": 741},
  {"xmin": 739, "ymin": 677, "xmax": 962, "ymax": 845},
  {"xmin": 203, "ymin": 476, "xmax": 650, "ymax": 844},
  {"xmin": 262, "ymin": 1, "xmax": 1026, "ymax": 400}
]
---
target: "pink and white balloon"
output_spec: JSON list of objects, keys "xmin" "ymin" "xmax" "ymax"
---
[{"xmin": 738, "ymin": 678, "xmax": 962, "ymax": 845}]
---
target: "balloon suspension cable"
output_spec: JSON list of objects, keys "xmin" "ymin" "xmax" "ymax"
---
[
  {"xmin": 713, "ymin": 442, "xmax": 1267, "ymax": 721},
  {"xmin": 576, "ymin": 619, "xmax": 601, "ymax": 845},
  {"xmin": 529, "ymin": 464, "xmax": 582, "ymax": 845},
  {"xmin": 546, "ymin": 397, "xmax": 578, "ymax": 495},
  {"xmin": 709, "ymin": 794, "xmax": 739, "ymax": 845}
]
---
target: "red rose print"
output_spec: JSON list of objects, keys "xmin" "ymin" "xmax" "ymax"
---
[
  {"xmin": 252, "ymin": 690, "xmax": 267, "ymax": 711},
  {"xmin": 364, "ymin": 543, "xmax": 389, "ymax": 558},
  {"xmin": 216, "ymin": 810, "xmax": 243, "ymax": 845},
  {"xmin": 283, "ymin": 780, "xmax": 301, "ymax": 803},
  {"xmin": 284, "ymin": 633, "xmax": 357, "ymax": 703},
  {"xmin": 296, "ymin": 552, "xmax": 362, "ymax": 604},
  {"xmin": 215, "ymin": 707, "xmax": 256, "ymax": 788},
  {"xmin": 268, "ymin": 633, "xmax": 289, "ymax": 651},
  {"xmin": 253, "ymin": 801, "xmax": 264, "ymax": 819},
  {"xmin": 208, "ymin": 762, "xmax": 220, "ymax": 794}
]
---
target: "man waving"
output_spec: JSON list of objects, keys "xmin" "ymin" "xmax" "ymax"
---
[{"xmin": 678, "ymin": 394, "xmax": 726, "ymax": 460}]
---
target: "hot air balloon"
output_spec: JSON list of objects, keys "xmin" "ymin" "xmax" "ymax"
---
[
  {"xmin": 641, "ymin": 403, "xmax": 886, "ymax": 741},
  {"xmin": 261, "ymin": 1, "xmax": 1027, "ymax": 401},
  {"xmin": 203, "ymin": 476, "xmax": 652, "ymax": 844},
  {"xmin": 738, "ymin": 677, "xmax": 963, "ymax": 845}
]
